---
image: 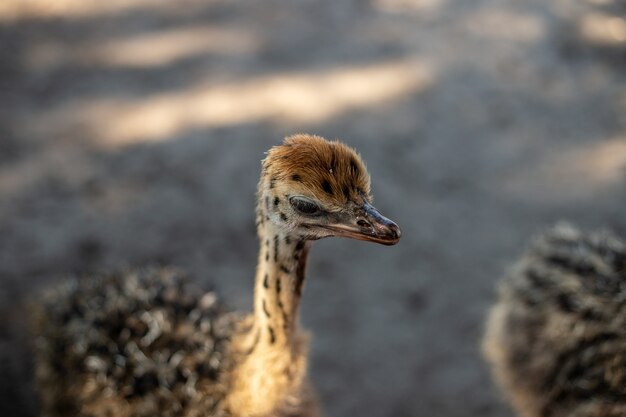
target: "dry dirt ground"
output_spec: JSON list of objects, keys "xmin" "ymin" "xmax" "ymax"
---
[{"xmin": 0, "ymin": 0, "xmax": 625, "ymax": 416}]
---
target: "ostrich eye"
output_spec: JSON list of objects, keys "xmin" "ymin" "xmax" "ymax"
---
[{"xmin": 289, "ymin": 197, "xmax": 321, "ymax": 216}]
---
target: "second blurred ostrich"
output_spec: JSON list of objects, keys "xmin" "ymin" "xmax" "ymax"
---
[
  {"xmin": 483, "ymin": 224, "xmax": 626, "ymax": 417},
  {"xmin": 32, "ymin": 134, "xmax": 401, "ymax": 417}
]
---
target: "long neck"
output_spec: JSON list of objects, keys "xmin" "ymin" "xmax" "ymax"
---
[
  {"xmin": 226, "ymin": 186, "xmax": 314, "ymax": 416},
  {"xmin": 251, "ymin": 207, "xmax": 311, "ymax": 352}
]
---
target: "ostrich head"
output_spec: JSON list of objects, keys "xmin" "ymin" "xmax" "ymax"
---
[{"xmin": 258, "ymin": 134, "xmax": 401, "ymax": 246}]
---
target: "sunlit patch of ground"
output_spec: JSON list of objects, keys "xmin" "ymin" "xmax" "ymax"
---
[
  {"xmin": 371, "ymin": 0, "xmax": 445, "ymax": 13},
  {"xmin": 579, "ymin": 13, "xmax": 626, "ymax": 46},
  {"xmin": 0, "ymin": 0, "xmax": 222, "ymax": 22},
  {"xmin": 24, "ymin": 24, "xmax": 261, "ymax": 71},
  {"xmin": 503, "ymin": 137, "xmax": 626, "ymax": 202},
  {"xmin": 557, "ymin": 137, "xmax": 626, "ymax": 185},
  {"xmin": 22, "ymin": 59, "xmax": 434, "ymax": 147}
]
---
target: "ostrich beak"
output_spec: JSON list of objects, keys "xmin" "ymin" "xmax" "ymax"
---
[{"xmin": 323, "ymin": 202, "xmax": 401, "ymax": 246}]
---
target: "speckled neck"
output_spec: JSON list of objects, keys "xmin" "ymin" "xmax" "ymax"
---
[
  {"xmin": 226, "ymin": 202, "xmax": 312, "ymax": 416},
  {"xmin": 249, "ymin": 185, "xmax": 311, "ymax": 352},
  {"xmin": 254, "ymin": 224, "xmax": 310, "ymax": 348}
]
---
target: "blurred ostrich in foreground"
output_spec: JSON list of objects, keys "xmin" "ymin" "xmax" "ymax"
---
[
  {"xmin": 483, "ymin": 224, "xmax": 626, "ymax": 417},
  {"xmin": 32, "ymin": 134, "xmax": 401, "ymax": 417}
]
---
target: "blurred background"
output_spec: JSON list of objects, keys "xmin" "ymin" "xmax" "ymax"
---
[{"xmin": 0, "ymin": 0, "xmax": 625, "ymax": 416}]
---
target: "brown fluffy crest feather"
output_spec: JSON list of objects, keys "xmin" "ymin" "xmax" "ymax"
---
[{"xmin": 262, "ymin": 134, "xmax": 371, "ymax": 208}]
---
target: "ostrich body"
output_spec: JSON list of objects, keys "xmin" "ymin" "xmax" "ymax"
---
[
  {"xmin": 483, "ymin": 224, "xmax": 626, "ymax": 417},
  {"xmin": 32, "ymin": 134, "xmax": 401, "ymax": 417}
]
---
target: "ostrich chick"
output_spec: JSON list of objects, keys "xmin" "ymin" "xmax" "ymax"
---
[
  {"xmin": 483, "ymin": 224, "xmax": 626, "ymax": 417},
  {"xmin": 31, "ymin": 134, "xmax": 401, "ymax": 417}
]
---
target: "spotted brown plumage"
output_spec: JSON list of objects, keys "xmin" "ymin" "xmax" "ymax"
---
[
  {"xmin": 32, "ymin": 134, "xmax": 401, "ymax": 417},
  {"xmin": 32, "ymin": 267, "xmax": 237, "ymax": 417},
  {"xmin": 483, "ymin": 224, "xmax": 626, "ymax": 417}
]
